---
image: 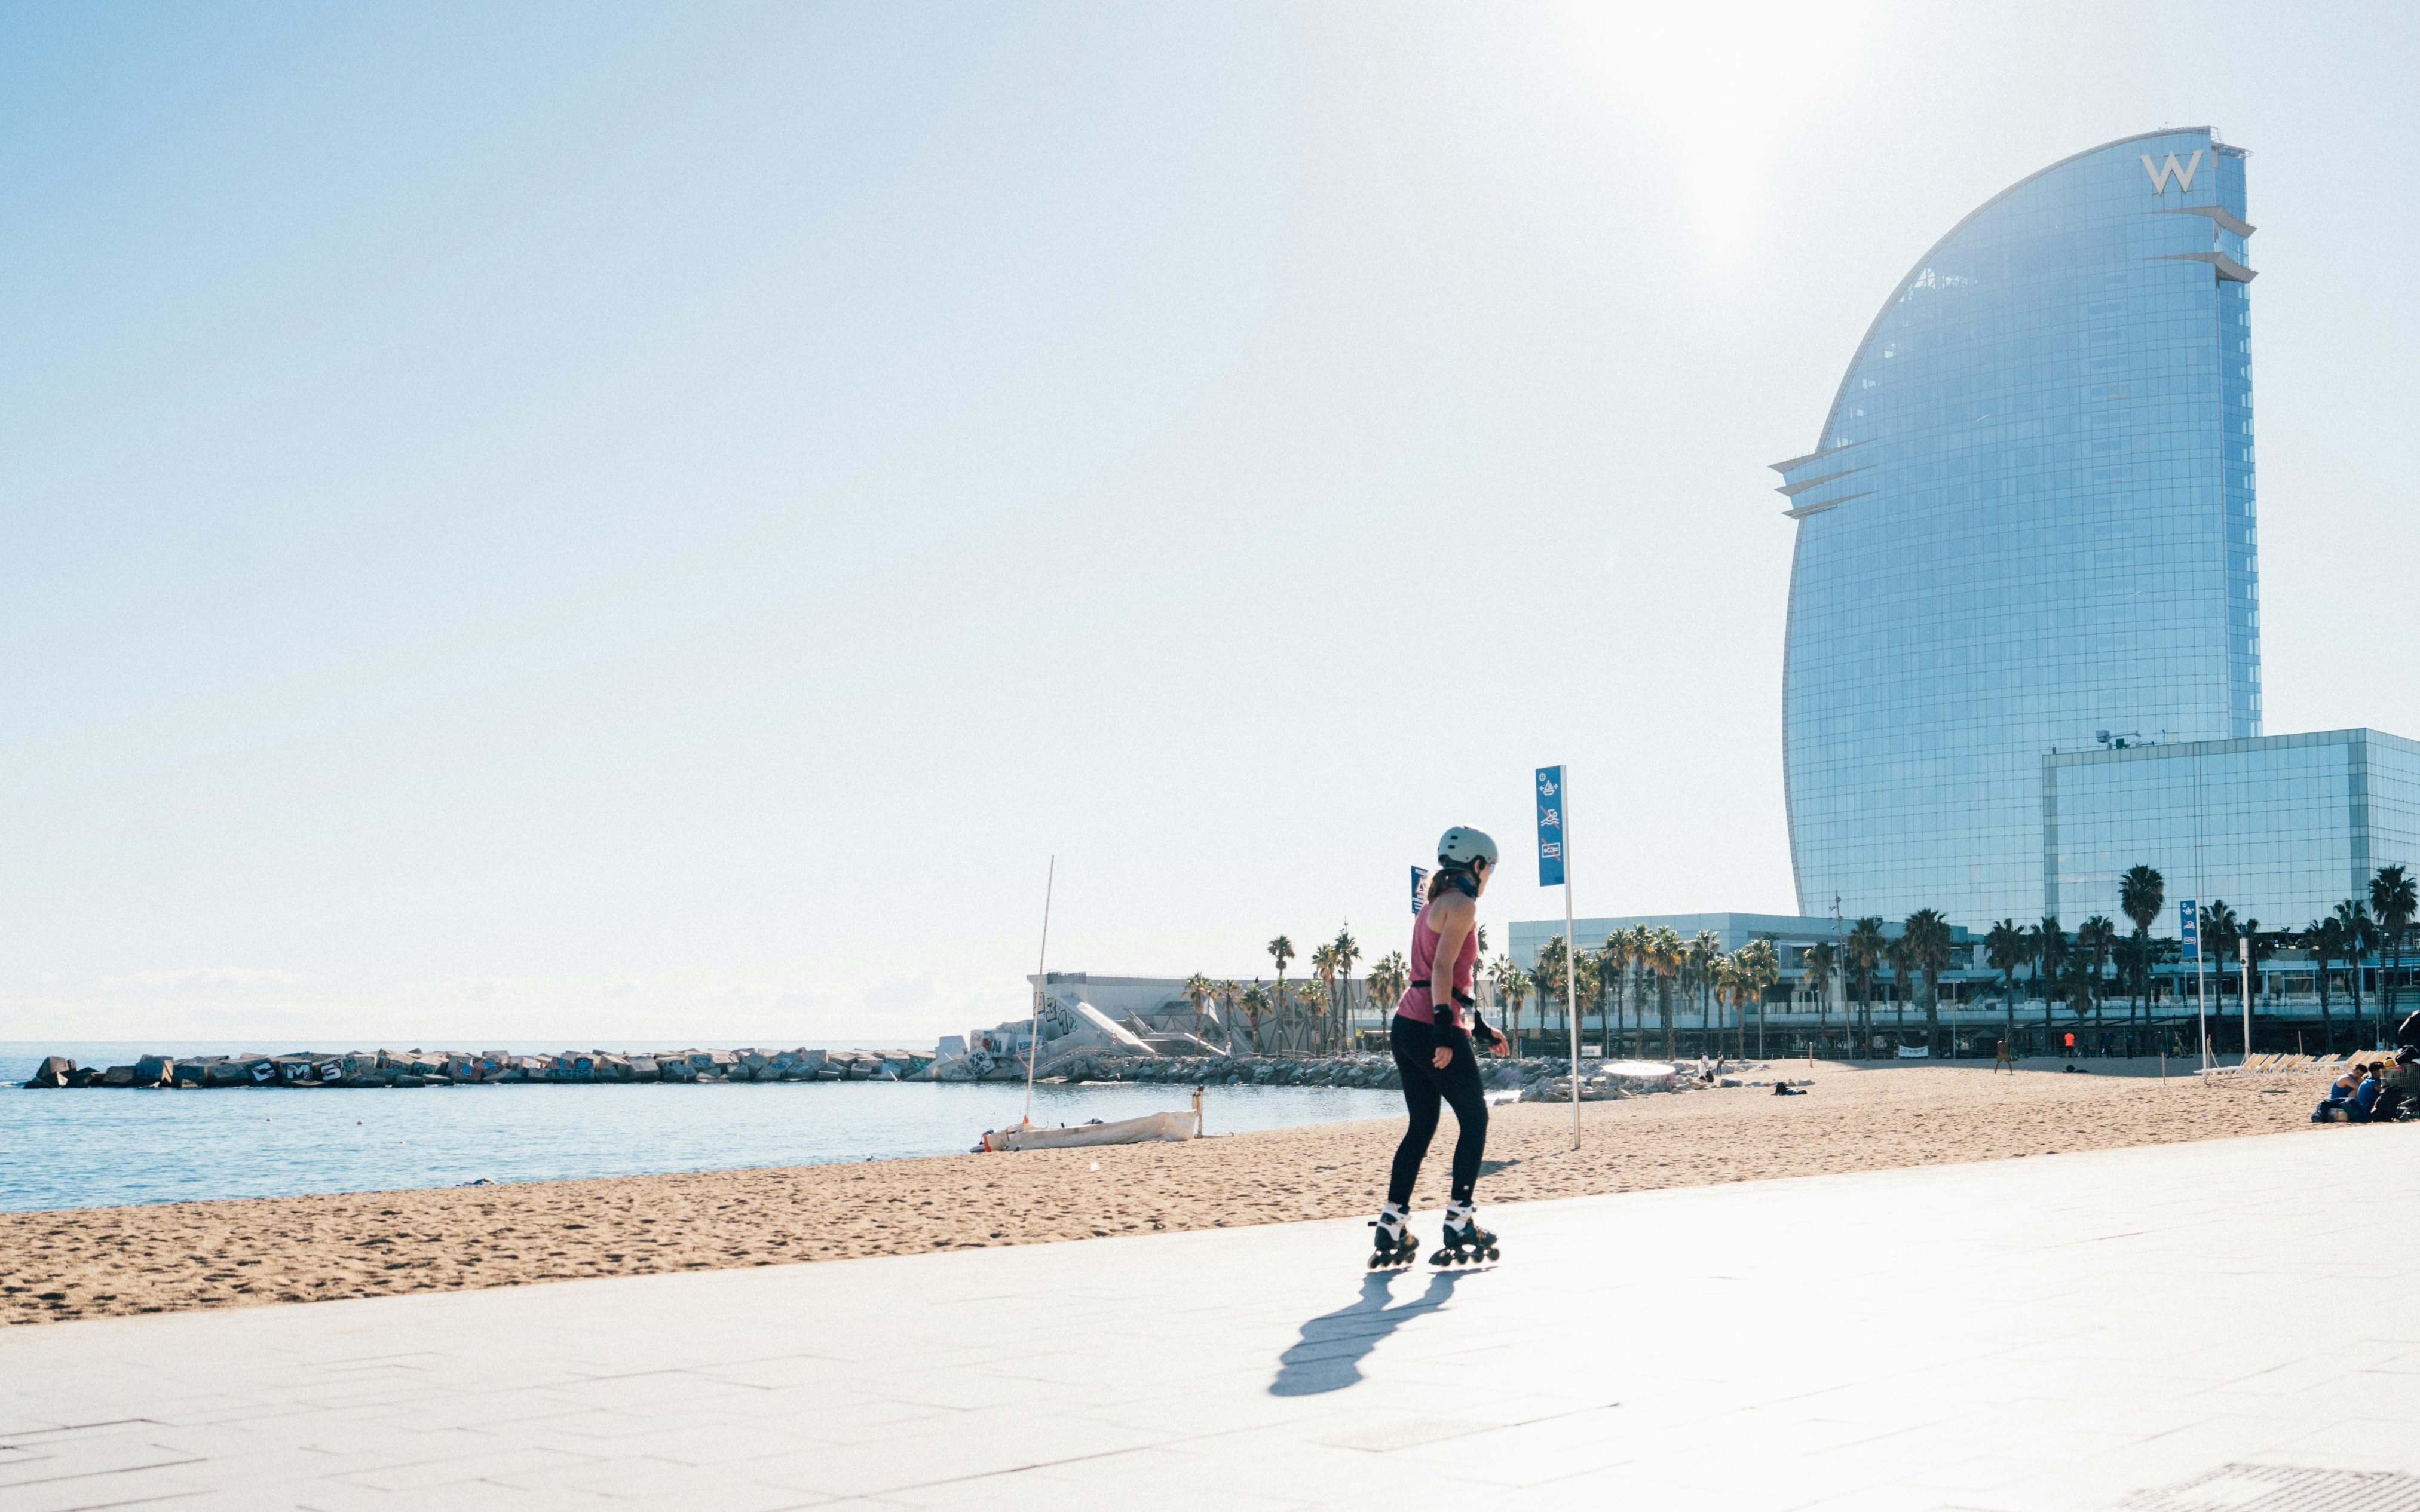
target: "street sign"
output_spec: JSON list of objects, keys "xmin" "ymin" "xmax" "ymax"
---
[
  {"xmin": 1410, "ymin": 866, "xmax": 1428, "ymax": 916},
  {"xmin": 2179, "ymin": 898, "xmax": 2200, "ymax": 959},
  {"xmin": 1536, "ymin": 765, "xmax": 1566, "ymax": 887}
]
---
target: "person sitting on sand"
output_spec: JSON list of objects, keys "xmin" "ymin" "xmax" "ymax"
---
[
  {"xmin": 2314, "ymin": 1069, "xmax": 2362, "ymax": 1122},
  {"xmin": 2345, "ymin": 1063, "xmax": 2387, "ymax": 1124},
  {"xmin": 2372, "ymin": 1075, "xmax": 2409, "ymax": 1124}
]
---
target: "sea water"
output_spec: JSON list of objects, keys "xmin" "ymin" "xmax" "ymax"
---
[{"xmin": 0, "ymin": 1043, "xmax": 1402, "ymax": 1213}]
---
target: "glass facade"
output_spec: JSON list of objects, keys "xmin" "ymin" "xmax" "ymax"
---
[
  {"xmin": 2047, "ymin": 730, "xmax": 2420, "ymax": 930},
  {"xmin": 1776, "ymin": 130, "xmax": 2259, "ymax": 928}
]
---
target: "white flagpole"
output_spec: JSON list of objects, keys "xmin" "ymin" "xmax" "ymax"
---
[
  {"xmin": 1564, "ymin": 780, "xmax": 1580, "ymax": 1151},
  {"xmin": 2240, "ymin": 933, "xmax": 2252, "ymax": 1067},
  {"xmin": 1024, "ymin": 857, "xmax": 1055, "ymax": 1128}
]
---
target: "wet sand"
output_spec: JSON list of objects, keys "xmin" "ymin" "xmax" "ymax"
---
[{"xmin": 2, "ymin": 1060, "xmax": 2331, "ymax": 1326}]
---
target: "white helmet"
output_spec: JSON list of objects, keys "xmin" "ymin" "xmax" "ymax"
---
[{"xmin": 1436, "ymin": 826, "xmax": 1498, "ymax": 869}]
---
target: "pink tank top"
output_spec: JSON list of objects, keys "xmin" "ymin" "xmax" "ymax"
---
[{"xmin": 1396, "ymin": 897, "xmax": 1478, "ymax": 1029}]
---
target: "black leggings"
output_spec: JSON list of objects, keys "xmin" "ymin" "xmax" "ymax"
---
[{"xmin": 1388, "ymin": 1014, "xmax": 1488, "ymax": 1207}]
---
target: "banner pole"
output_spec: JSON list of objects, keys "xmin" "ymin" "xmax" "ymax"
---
[
  {"xmin": 1534, "ymin": 763, "xmax": 1580, "ymax": 1149},
  {"xmin": 1566, "ymin": 825, "xmax": 1579, "ymax": 1151},
  {"xmin": 2197, "ymin": 946, "xmax": 2210, "ymax": 1078}
]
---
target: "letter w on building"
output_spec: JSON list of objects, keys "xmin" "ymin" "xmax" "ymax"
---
[{"xmin": 2141, "ymin": 150, "xmax": 2203, "ymax": 194}]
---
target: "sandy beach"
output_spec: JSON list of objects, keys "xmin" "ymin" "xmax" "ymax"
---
[{"xmin": 2, "ymin": 1060, "xmax": 2333, "ymax": 1326}]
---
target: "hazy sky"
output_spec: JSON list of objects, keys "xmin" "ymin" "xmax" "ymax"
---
[{"xmin": 8, "ymin": 2, "xmax": 2420, "ymax": 1045}]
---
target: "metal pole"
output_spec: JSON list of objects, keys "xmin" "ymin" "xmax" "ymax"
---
[
  {"xmin": 1024, "ymin": 857, "xmax": 1056, "ymax": 1128},
  {"xmin": 2196, "ymin": 931, "xmax": 2210, "ymax": 1077},
  {"xmin": 2240, "ymin": 933, "xmax": 2252, "ymax": 1066},
  {"xmin": 1564, "ymin": 774, "xmax": 1580, "ymax": 1150}
]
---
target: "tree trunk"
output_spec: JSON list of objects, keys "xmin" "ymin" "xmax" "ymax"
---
[
  {"xmin": 2382, "ymin": 934, "xmax": 2397, "ymax": 1050},
  {"xmin": 2351, "ymin": 955, "xmax": 2364, "ymax": 1051}
]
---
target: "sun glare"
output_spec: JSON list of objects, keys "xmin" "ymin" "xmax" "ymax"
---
[{"xmin": 1541, "ymin": 1, "xmax": 1896, "ymax": 268}]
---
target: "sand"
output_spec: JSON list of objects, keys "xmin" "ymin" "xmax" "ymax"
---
[{"xmin": 1, "ymin": 1060, "xmax": 2335, "ymax": 1326}]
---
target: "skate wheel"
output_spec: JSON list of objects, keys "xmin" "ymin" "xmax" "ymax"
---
[{"xmin": 1484, "ymin": 1247, "xmax": 1500, "ymax": 1260}]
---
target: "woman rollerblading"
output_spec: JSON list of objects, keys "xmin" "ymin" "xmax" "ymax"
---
[{"xmin": 1373, "ymin": 827, "xmax": 1510, "ymax": 1268}]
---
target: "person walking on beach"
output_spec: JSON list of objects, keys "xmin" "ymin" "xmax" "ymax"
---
[{"xmin": 1370, "ymin": 827, "xmax": 1510, "ymax": 1269}]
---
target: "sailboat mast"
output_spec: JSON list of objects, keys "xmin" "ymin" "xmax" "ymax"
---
[{"xmin": 1024, "ymin": 857, "xmax": 1055, "ymax": 1127}]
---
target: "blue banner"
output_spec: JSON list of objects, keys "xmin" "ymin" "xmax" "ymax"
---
[
  {"xmin": 2179, "ymin": 899, "xmax": 2199, "ymax": 959},
  {"xmin": 1536, "ymin": 765, "xmax": 1566, "ymax": 888},
  {"xmin": 1410, "ymin": 866, "xmax": 1428, "ymax": 916}
]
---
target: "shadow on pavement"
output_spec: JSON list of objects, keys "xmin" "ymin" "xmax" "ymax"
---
[{"xmin": 1269, "ymin": 1266, "xmax": 1472, "ymax": 1397}]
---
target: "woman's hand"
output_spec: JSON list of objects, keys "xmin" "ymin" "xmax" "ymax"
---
[{"xmin": 1432, "ymin": 1045, "xmax": 1453, "ymax": 1071}]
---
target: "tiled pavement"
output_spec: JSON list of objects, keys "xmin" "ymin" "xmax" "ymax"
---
[{"xmin": 5, "ymin": 1127, "xmax": 2418, "ymax": 1510}]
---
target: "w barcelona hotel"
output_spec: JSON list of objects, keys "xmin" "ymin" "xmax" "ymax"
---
[{"xmin": 1513, "ymin": 129, "xmax": 2420, "ymax": 1052}]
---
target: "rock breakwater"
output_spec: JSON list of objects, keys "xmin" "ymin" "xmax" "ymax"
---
[{"xmin": 17, "ymin": 1047, "xmax": 936, "ymax": 1090}]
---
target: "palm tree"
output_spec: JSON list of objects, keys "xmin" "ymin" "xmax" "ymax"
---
[
  {"xmin": 2198, "ymin": 902, "xmax": 2240, "ymax": 1051},
  {"xmin": 1735, "ymin": 939, "xmax": 1779, "ymax": 1057},
  {"xmin": 1183, "ymin": 973, "xmax": 1215, "ymax": 1048},
  {"xmin": 2335, "ymin": 899, "xmax": 2376, "ymax": 1048},
  {"xmin": 2033, "ymin": 917, "xmax": 2067, "ymax": 1054},
  {"xmin": 1214, "ymin": 979, "xmax": 1244, "ymax": 1053},
  {"xmin": 1533, "ymin": 935, "xmax": 1570, "ymax": 1052},
  {"xmin": 1574, "ymin": 953, "xmax": 1602, "ymax": 1056},
  {"xmin": 1803, "ymin": 941, "xmax": 1838, "ymax": 1057},
  {"xmin": 1266, "ymin": 936, "xmax": 1294, "ymax": 1045},
  {"xmin": 2076, "ymin": 916, "xmax": 2118, "ymax": 1044},
  {"xmin": 2061, "ymin": 951, "xmax": 2096, "ymax": 1038},
  {"xmin": 1332, "ymin": 926, "xmax": 1363, "ymax": 1048},
  {"xmin": 1881, "ymin": 931, "xmax": 1913, "ymax": 1047},
  {"xmin": 1369, "ymin": 953, "xmax": 1408, "ymax": 1017},
  {"xmin": 2200, "ymin": 900, "xmax": 2240, "ymax": 979},
  {"xmin": 2119, "ymin": 864, "xmax": 2165, "ymax": 1031},
  {"xmin": 1985, "ymin": 919, "xmax": 2026, "ymax": 1057},
  {"xmin": 1624, "ymin": 925, "xmax": 1653, "ymax": 1056},
  {"xmin": 1646, "ymin": 927, "xmax": 1684, "ymax": 1059},
  {"xmin": 2369, "ymin": 864, "xmax": 2416, "ymax": 1047},
  {"xmin": 1844, "ymin": 917, "xmax": 1886, "ymax": 1059},
  {"xmin": 1238, "ymin": 985, "xmax": 1270, "ymax": 1053},
  {"xmin": 1595, "ymin": 932, "xmax": 1628, "ymax": 1058},
  {"xmin": 1309, "ymin": 943, "xmax": 1340, "ymax": 1053},
  {"xmin": 2305, "ymin": 918, "xmax": 2343, "ymax": 1053},
  {"xmin": 1687, "ymin": 931, "xmax": 1721, "ymax": 1055},
  {"xmin": 1712, "ymin": 953, "xmax": 1741, "ymax": 1058},
  {"xmin": 1490, "ymin": 953, "xmax": 1530, "ymax": 1055},
  {"xmin": 1902, "ymin": 909, "xmax": 1953, "ymax": 1056}
]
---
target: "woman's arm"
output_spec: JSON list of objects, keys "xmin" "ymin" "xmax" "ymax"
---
[{"xmin": 1426, "ymin": 894, "xmax": 1475, "ymax": 1069}]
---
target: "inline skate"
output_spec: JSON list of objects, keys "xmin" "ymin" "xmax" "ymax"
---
[
  {"xmin": 1367, "ymin": 1203, "xmax": 1420, "ymax": 1269},
  {"xmin": 1429, "ymin": 1200, "xmax": 1499, "ymax": 1266}
]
